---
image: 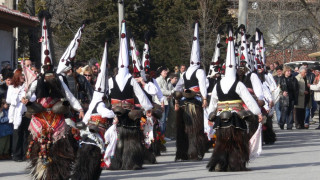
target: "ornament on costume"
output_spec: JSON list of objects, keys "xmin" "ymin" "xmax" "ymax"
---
[
  {"xmin": 208, "ymin": 33, "xmax": 222, "ymax": 77},
  {"xmin": 57, "ymin": 22, "xmax": 86, "ymax": 74},
  {"xmin": 189, "ymin": 21, "xmax": 201, "ymax": 68},
  {"xmin": 238, "ymin": 24, "xmax": 251, "ymax": 71},
  {"xmin": 224, "ymin": 24, "xmax": 237, "ymax": 81},
  {"xmin": 39, "ymin": 11, "xmax": 53, "ymax": 73},
  {"xmin": 130, "ymin": 38, "xmax": 142, "ymax": 78},
  {"xmin": 142, "ymin": 31, "xmax": 151, "ymax": 74}
]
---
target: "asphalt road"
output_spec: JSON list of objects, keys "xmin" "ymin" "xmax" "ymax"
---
[{"xmin": 0, "ymin": 122, "xmax": 319, "ymax": 180}]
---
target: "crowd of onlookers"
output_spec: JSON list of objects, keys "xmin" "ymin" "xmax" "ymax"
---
[
  {"xmin": 0, "ymin": 59, "xmax": 103, "ymax": 161},
  {"xmin": 1, "ymin": 58, "xmax": 320, "ymax": 162},
  {"xmin": 269, "ymin": 61, "xmax": 320, "ymax": 130},
  {"xmin": 0, "ymin": 58, "xmax": 187, "ymax": 161}
]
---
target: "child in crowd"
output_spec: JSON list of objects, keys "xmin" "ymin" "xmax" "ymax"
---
[{"xmin": 0, "ymin": 99, "xmax": 12, "ymax": 160}]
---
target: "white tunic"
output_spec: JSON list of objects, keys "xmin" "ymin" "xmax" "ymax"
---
[
  {"xmin": 262, "ymin": 82, "xmax": 273, "ymax": 112},
  {"xmin": 262, "ymin": 82, "xmax": 273, "ymax": 102},
  {"xmin": 208, "ymin": 80, "xmax": 261, "ymax": 116},
  {"xmin": 143, "ymin": 81, "xmax": 158, "ymax": 96},
  {"xmin": 108, "ymin": 74, "xmax": 153, "ymax": 111},
  {"xmin": 174, "ymin": 68, "xmax": 207, "ymax": 98},
  {"xmin": 95, "ymin": 102, "xmax": 115, "ymax": 118},
  {"xmin": 6, "ymin": 84, "xmax": 27, "ymax": 129},
  {"xmin": 152, "ymin": 78, "xmax": 165, "ymax": 103},
  {"xmin": 26, "ymin": 78, "xmax": 83, "ymax": 112},
  {"xmin": 265, "ymin": 73, "xmax": 277, "ymax": 92},
  {"xmin": 247, "ymin": 72, "xmax": 264, "ymax": 101}
]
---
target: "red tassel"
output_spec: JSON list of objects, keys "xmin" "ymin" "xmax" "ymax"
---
[
  {"xmin": 240, "ymin": 54, "xmax": 245, "ymax": 60},
  {"xmin": 100, "ymin": 161, "xmax": 108, "ymax": 168},
  {"xmin": 133, "ymin": 66, "xmax": 139, "ymax": 73}
]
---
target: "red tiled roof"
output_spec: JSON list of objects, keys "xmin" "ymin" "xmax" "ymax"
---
[
  {"xmin": 266, "ymin": 49, "xmax": 316, "ymax": 65},
  {"xmin": 0, "ymin": 5, "xmax": 39, "ymax": 23}
]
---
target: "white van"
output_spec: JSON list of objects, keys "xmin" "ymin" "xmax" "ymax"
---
[{"xmin": 284, "ymin": 61, "xmax": 320, "ymax": 69}]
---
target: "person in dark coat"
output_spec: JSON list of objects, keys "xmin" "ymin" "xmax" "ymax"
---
[{"xmin": 279, "ymin": 66, "xmax": 299, "ymax": 130}]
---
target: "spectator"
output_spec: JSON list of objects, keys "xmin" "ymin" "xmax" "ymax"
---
[
  {"xmin": 302, "ymin": 63, "xmax": 315, "ymax": 129},
  {"xmin": 168, "ymin": 73, "xmax": 179, "ymax": 90},
  {"xmin": 309, "ymin": 66, "xmax": 320, "ymax": 129},
  {"xmin": 6, "ymin": 69, "xmax": 30, "ymax": 161},
  {"xmin": 24, "ymin": 59, "xmax": 32, "ymax": 69},
  {"xmin": 295, "ymin": 66, "xmax": 311, "ymax": 129},
  {"xmin": 83, "ymin": 66, "xmax": 95, "ymax": 88},
  {"xmin": 279, "ymin": 66, "xmax": 298, "ymax": 130},
  {"xmin": 0, "ymin": 69, "xmax": 13, "ymax": 99},
  {"xmin": 66, "ymin": 68, "xmax": 94, "ymax": 113},
  {"xmin": 174, "ymin": 66, "xmax": 179, "ymax": 75},
  {"xmin": 0, "ymin": 69, "xmax": 13, "ymax": 160},
  {"xmin": 90, "ymin": 65, "xmax": 99, "ymax": 85},
  {"xmin": 179, "ymin": 64, "xmax": 186, "ymax": 79},
  {"xmin": 272, "ymin": 61, "xmax": 280, "ymax": 76},
  {"xmin": 269, "ymin": 64, "xmax": 275, "ymax": 74},
  {"xmin": 31, "ymin": 66, "xmax": 39, "ymax": 75},
  {"xmin": 273, "ymin": 66, "xmax": 283, "ymax": 124},
  {"xmin": 292, "ymin": 66, "xmax": 299, "ymax": 77},
  {"xmin": 0, "ymin": 99, "xmax": 12, "ymax": 160},
  {"xmin": 156, "ymin": 66, "xmax": 171, "ymax": 137},
  {"xmin": 166, "ymin": 73, "xmax": 179, "ymax": 139}
]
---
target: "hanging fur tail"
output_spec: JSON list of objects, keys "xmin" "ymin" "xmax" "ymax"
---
[
  {"xmin": 175, "ymin": 108, "xmax": 189, "ymax": 161},
  {"xmin": 183, "ymin": 102, "xmax": 207, "ymax": 160},
  {"xmin": 207, "ymin": 126, "xmax": 249, "ymax": 172},
  {"xmin": 149, "ymin": 121, "xmax": 162, "ymax": 156},
  {"xmin": 262, "ymin": 116, "xmax": 276, "ymax": 144},
  {"xmin": 110, "ymin": 126, "xmax": 145, "ymax": 170},
  {"xmin": 28, "ymin": 133, "xmax": 77, "ymax": 180},
  {"xmin": 71, "ymin": 143, "xmax": 102, "ymax": 180}
]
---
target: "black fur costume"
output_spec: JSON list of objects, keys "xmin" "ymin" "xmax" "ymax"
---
[
  {"xmin": 71, "ymin": 101, "xmax": 114, "ymax": 179},
  {"xmin": 262, "ymin": 115, "xmax": 276, "ymax": 145},
  {"xmin": 109, "ymin": 111, "xmax": 146, "ymax": 170},
  {"xmin": 27, "ymin": 74, "xmax": 78, "ymax": 180},
  {"xmin": 175, "ymin": 98, "xmax": 208, "ymax": 161},
  {"xmin": 28, "ymin": 131, "xmax": 77, "ymax": 180},
  {"xmin": 258, "ymin": 72, "xmax": 276, "ymax": 145},
  {"xmin": 71, "ymin": 135, "xmax": 103, "ymax": 180},
  {"xmin": 149, "ymin": 119, "xmax": 162, "ymax": 156},
  {"xmin": 207, "ymin": 113, "xmax": 251, "ymax": 172}
]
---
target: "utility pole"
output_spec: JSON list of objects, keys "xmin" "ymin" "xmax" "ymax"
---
[
  {"xmin": 238, "ymin": 0, "xmax": 248, "ymax": 28},
  {"xmin": 118, "ymin": 0, "xmax": 124, "ymax": 39}
]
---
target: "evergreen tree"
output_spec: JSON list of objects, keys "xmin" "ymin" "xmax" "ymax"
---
[{"xmin": 17, "ymin": 0, "xmax": 235, "ymax": 73}]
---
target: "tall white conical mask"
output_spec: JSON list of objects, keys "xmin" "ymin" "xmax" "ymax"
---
[
  {"xmin": 246, "ymin": 34, "xmax": 252, "ymax": 71},
  {"xmin": 186, "ymin": 21, "xmax": 201, "ymax": 79},
  {"xmin": 208, "ymin": 34, "xmax": 221, "ymax": 77},
  {"xmin": 249, "ymin": 40, "xmax": 256, "ymax": 71},
  {"xmin": 142, "ymin": 40, "xmax": 151, "ymax": 74},
  {"xmin": 224, "ymin": 25, "xmax": 237, "ymax": 81},
  {"xmin": 130, "ymin": 38, "xmax": 142, "ymax": 78},
  {"xmin": 189, "ymin": 21, "xmax": 200, "ymax": 68},
  {"xmin": 40, "ymin": 17, "xmax": 52, "ymax": 73},
  {"xmin": 56, "ymin": 23, "xmax": 85, "ymax": 74},
  {"xmin": 255, "ymin": 29, "xmax": 262, "ymax": 69},
  {"xmin": 116, "ymin": 20, "xmax": 130, "ymax": 91},
  {"xmin": 95, "ymin": 42, "xmax": 108, "ymax": 93},
  {"xmin": 83, "ymin": 42, "xmax": 108, "ymax": 124},
  {"xmin": 260, "ymin": 32, "xmax": 265, "ymax": 67},
  {"xmin": 239, "ymin": 25, "xmax": 251, "ymax": 71}
]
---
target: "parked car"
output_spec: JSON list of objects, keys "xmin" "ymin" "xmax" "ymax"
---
[{"xmin": 285, "ymin": 61, "xmax": 320, "ymax": 69}]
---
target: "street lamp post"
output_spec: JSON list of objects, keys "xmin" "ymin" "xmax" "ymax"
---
[
  {"xmin": 118, "ymin": 0, "xmax": 124, "ymax": 39},
  {"xmin": 252, "ymin": 2, "xmax": 258, "ymax": 31}
]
